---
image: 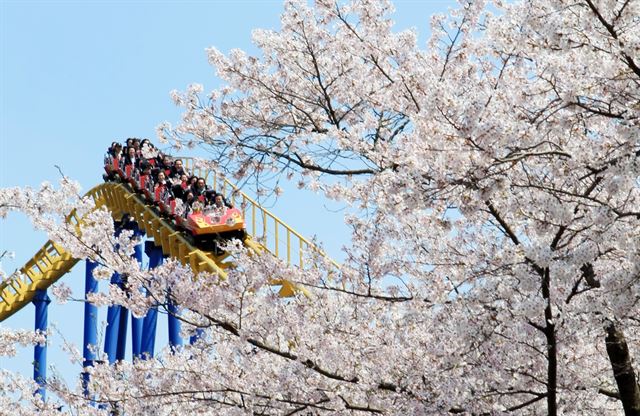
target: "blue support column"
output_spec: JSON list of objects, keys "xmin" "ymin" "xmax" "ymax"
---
[
  {"xmin": 168, "ymin": 296, "xmax": 183, "ymax": 350},
  {"xmin": 103, "ymin": 272, "xmax": 122, "ymax": 363},
  {"xmin": 130, "ymin": 226, "xmax": 145, "ymax": 359},
  {"xmin": 141, "ymin": 308, "xmax": 158, "ymax": 359},
  {"xmin": 33, "ymin": 290, "xmax": 50, "ymax": 400},
  {"xmin": 190, "ymin": 328, "xmax": 205, "ymax": 345},
  {"xmin": 82, "ymin": 260, "xmax": 99, "ymax": 399},
  {"xmin": 104, "ymin": 221, "xmax": 123, "ymax": 363},
  {"xmin": 115, "ymin": 304, "xmax": 129, "ymax": 361},
  {"xmin": 141, "ymin": 242, "xmax": 162, "ymax": 358}
]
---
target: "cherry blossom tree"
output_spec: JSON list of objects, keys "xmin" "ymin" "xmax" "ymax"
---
[
  {"xmin": 163, "ymin": 0, "xmax": 639, "ymax": 413},
  {"xmin": 2, "ymin": 0, "xmax": 639, "ymax": 414}
]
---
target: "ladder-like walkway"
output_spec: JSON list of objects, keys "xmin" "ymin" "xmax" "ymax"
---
[{"xmin": 0, "ymin": 159, "xmax": 337, "ymax": 321}]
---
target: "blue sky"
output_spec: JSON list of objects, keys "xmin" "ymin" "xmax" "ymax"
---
[{"xmin": 0, "ymin": 0, "xmax": 456, "ymax": 389}]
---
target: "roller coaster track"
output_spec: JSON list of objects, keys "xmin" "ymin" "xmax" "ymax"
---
[{"xmin": 0, "ymin": 158, "xmax": 338, "ymax": 322}]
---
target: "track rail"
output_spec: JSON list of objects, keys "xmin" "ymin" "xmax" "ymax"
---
[{"xmin": 1, "ymin": 169, "xmax": 336, "ymax": 322}]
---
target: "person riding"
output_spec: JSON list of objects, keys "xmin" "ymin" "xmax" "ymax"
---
[
  {"xmin": 104, "ymin": 143, "xmax": 123, "ymax": 180},
  {"xmin": 124, "ymin": 146, "xmax": 139, "ymax": 167},
  {"xmin": 171, "ymin": 173, "xmax": 190, "ymax": 200},
  {"xmin": 140, "ymin": 139, "xmax": 158, "ymax": 165},
  {"xmin": 152, "ymin": 171, "xmax": 174, "ymax": 207},
  {"xmin": 213, "ymin": 193, "xmax": 227, "ymax": 210},
  {"xmin": 131, "ymin": 138, "xmax": 141, "ymax": 155},
  {"xmin": 122, "ymin": 146, "xmax": 141, "ymax": 179},
  {"xmin": 191, "ymin": 177, "xmax": 208, "ymax": 201},
  {"xmin": 169, "ymin": 159, "xmax": 187, "ymax": 181},
  {"xmin": 157, "ymin": 155, "xmax": 173, "ymax": 177},
  {"xmin": 132, "ymin": 159, "xmax": 152, "ymax": 192}
]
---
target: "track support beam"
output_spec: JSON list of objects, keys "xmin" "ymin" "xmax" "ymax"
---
[
  {"xmin": 168, "ymin": 292, "xmax": 183, "ymax": 350},
  {"xmin": 82, "ymin": 260, "xmax": 99, "ymax": 399},
  {"xmin": 130, "ymin": 225, "xmax": 145, "ymax": 359},
  {"xmin": 103, "ymin": 271, "xmax": 122, "ymax": 363},
  {"xmin": 141, "ymin": 242, "xmax": 162, "ymax": 358},
  {"xmin": 33, "ymin": 290, "xmax": 50, "ymax": 400}
]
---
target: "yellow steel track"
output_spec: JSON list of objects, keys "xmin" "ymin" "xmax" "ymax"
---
[{"xmin": 1, "ymin": 165, "xmax": 337, "ymax": 322}]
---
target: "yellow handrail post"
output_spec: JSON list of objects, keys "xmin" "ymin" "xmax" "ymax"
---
[
  {"xmin": 263, "ymin": 210, "xmax": 268, "ymax": 248},
  {"xmin": 274, "ymin": 219, "xmax": 279, "ymax": 257},
  {"xmin": 241, "ymin": 195, "xmax": 247, "ymax": 220},
  {"xmin": 299, "ymin": 240, "xmax": 304, "ymax": 269},
  {"xmin": 252, "ymin": 203, "xmax": 256, "ymax": 237},
  {"xmin": 287, "ymin": 229, "xmax": 291, "ymax": 265}
]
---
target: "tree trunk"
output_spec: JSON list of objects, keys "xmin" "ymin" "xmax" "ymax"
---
[
  {"xmin": 541, "ymin": 268, "xmax": 557, "ymax": 416},
  {"xmin": 605, "ymin": 322, "xmax": 640, "ymax": 416}
]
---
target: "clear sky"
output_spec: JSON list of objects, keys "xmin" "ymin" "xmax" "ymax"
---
[{"xmin": 0, "ymin": 0, "xmax": 456, "ymax": 389}]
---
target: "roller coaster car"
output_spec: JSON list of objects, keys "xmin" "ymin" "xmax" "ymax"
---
[
  {"xmin": 187, "ymin": 207, "xmax": 246, "ymax": 240},
  {"xmin": 104, "ymin": 158, "xmax": 246, "ymax": 245}
]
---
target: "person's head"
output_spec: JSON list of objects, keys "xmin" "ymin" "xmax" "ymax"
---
[
  {"xmin": 163, "ymin": 155, "xmax": 172, "ymax": 166},
  {"xmin": 126, "ymin": 138, "xmax": 134, "ymax": 147},
  {"xmin": 174, "ymin": 160, "xmax": 183, "ymax": 170},
  {"xmin": 141, "ymin": 138, "xmax": 151, "ymax": 148},
  {"xmin": 189, "ymin": 176, "xmax": 197, "ymax": 185},
  {"xmin": 180, "ymin": 174, "xmax": 188, "ymax": 182},
  {"xmin": 132, "ymin": 138, "xmax": 141, "ymax": 149},
  {"xmin": 196, "ymin": 178, "xmax": 206, "ymax": 190},
  {"xmin": 213, "ymin": 194, "xmax": 224, "ymax": 207},
  {"xmin": 114, "ymin": 143, "xmax": 123, "ymax": 154},
  {"xmin": 127, "ymin": 147, "xmax": 136, "ymax": 158},
  {"xmin": 185, "ymin": 191, "xmax": 194, "ymax": 201},
  {"xmin": 157, "ymin": 171, "xmax": 166, "ymax": 182}
]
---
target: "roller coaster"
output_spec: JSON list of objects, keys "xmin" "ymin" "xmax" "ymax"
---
[{"xmin": 0, "ymin": 153, "xmax": 337, "ymax": 400}]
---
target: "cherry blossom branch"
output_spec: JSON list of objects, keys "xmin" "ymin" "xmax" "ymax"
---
[
  {"xmin": 583, "ymin": 0, "xmax": 640, "ymax": 78},
  {"xmin": 506, "ymin": 392, "xmax": 548, "ymax": 412},
  {"xmin": 301, "ymin": 281, "xmax": 414, "ymax": 302}
]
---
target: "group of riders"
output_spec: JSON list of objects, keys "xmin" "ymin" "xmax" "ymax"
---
[{"xmin": 103, "ymin": 138, "xmax": 232, "ymax": 227}]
